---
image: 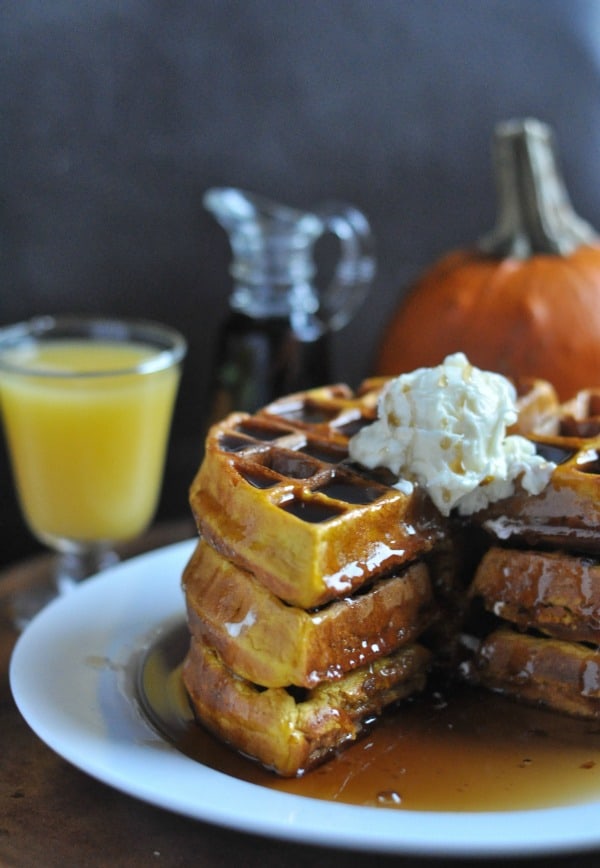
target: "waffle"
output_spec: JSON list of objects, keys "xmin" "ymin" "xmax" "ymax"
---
[
  {"xmin": 189, "ymin": 383, "xmax": 445, "ymax": 609},
  {"xmin": 559, "ymin": 388, "xmax": 600, "ymax": 438},
  {"xmin": 476, "ymin": 388, "xmax": 600, "ymax": 553},
  {"xmin": 470, "ymin": 546, "xmax": 600, "ymax": 644},
  {"xmin": 183, "ymin": 634, "xmax": 431, "ymax": 777},
  {"xmin": 183, "ymin": 538, "xmax": 437, "ymax": 688},
  {"xmin": 467, "ymin": 627, "xmax": 600, "ymax": 720},
  {"xmin": 508, "ymin": 376, "xmax": 560, "ymax": 436}
]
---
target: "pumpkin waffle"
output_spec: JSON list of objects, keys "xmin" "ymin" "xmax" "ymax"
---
[
  {"xmin": 467, "ymin": 627, "xmax": 600, "ymax": 720},
  {"xmin": 189, "ymin": 383, "xmax": 445, "ymax": 609},
  {"xmin": 183, "ymin": 633, "xmax": 431, "ymax": 777},
  {"xmin": 183, "ymin": 538, "xmax": 437, "ymax": 688},
  {"xmin": 508, "ymin": 376, "xmax": 560, "ymax": 436},
  {"xmin": 470, "ymin": 546, "xmax": 600, "ymax": 644},
  {"xmin": 476, "ymin": 388, "xmax": 600, "ymax": 553}
]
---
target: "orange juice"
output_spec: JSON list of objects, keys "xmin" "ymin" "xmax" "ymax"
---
[{"xmin": 0, "ymin": 340, "xmax": 181, "ymax": 544}]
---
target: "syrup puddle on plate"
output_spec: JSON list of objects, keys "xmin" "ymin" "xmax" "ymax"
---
[{"xmin": 136, "ymin": 622, "xmax": 600, "ymax": 812}]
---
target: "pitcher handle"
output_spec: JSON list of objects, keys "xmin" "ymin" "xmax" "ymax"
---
[{"xmin": 308, "ymin": 202, "xmax": 376, "ymax": 335}]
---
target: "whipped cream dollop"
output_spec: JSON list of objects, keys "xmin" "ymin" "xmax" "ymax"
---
[{"xmin": 349, "ymin": 353, "xmax": 555, "ymax": 516}]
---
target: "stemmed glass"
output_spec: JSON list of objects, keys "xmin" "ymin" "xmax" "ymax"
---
[{"xmin": 0, "ymin": 315, "xmax": 186, "ymax": 627}]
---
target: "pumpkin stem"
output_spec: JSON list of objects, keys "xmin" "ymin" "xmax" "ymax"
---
[{"xmin": 477, "ymin": 118, "xmax": 597, "ymax": 259}]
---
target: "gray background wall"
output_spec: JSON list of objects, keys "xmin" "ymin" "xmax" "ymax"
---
[{"xmin": 3, "ymin": 0, "xmax": 600, "ymax": 565}]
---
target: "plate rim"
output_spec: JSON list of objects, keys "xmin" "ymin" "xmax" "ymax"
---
[{"xmin": 9, "ymin": 538, "xmax": 600, "ymax": 858}]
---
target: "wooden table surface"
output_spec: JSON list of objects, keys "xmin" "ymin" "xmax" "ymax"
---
[{"xmin": 2, "ymin": 522, "xmax": 600, "ymax": 868}]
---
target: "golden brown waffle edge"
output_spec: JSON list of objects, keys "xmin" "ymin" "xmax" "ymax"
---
[
  {"xmin": 182, "ymin": 635, "xmax": 431, "ymax": 777},
  {"xmin": 183, "ymin": 538, "xmax": 437, "ymax": 688}
]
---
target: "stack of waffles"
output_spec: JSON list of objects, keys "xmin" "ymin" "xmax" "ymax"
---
[
  {"xmin": 182, "ymin": 383, "xmax": 449, "ymax": 776},
  {"xmin": 467, "ymin": 387, "xmax": 600, "ymax": 718},
  {"xmin": 182, "ymin": 375, "xmax": 600, "ymax": 776}
]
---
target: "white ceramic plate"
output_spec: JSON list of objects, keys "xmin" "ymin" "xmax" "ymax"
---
[{"xmin": 9, "ymin": 539, "xmax": 600, "ymax": 858}]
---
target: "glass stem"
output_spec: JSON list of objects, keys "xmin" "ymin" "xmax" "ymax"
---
[{"xmin": 55, "ymin": 546, "xmax": 120, "ymax": 594}]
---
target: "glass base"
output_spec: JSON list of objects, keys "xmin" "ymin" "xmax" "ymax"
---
[
  {"xmin": 3, "ymin": 545, "xmax": 120, "ymax": 631},
  {"xmin": 0, "ymin": 520, "xmax": 195, "ymax": 632},
  {"xmin": 10, "ymin": 580, "xmax": 59, "ymax": 632}
]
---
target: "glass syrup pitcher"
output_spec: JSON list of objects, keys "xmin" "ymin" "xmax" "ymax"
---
[{"xmin": 203, "ymin": 187, "xmax": 376, "ymax": 420}]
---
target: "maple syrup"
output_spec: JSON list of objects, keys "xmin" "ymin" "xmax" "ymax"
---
[
  {"xmin": 138, "ymin": 622, "xmax": 600, "ymax": 813},
  {"xmin": 201, "ymin": 187, "xmax": 375, "ymax": 438}
]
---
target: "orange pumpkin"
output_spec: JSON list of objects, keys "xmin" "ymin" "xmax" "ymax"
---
[{"xmin": 376, "ymin": 119, "xmax": 600, "ymax": 401}]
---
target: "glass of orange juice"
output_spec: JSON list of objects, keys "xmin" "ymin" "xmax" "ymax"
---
[{"xmin": 0, "ymin": 315, "xmax": 186, "ymax": 625}]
